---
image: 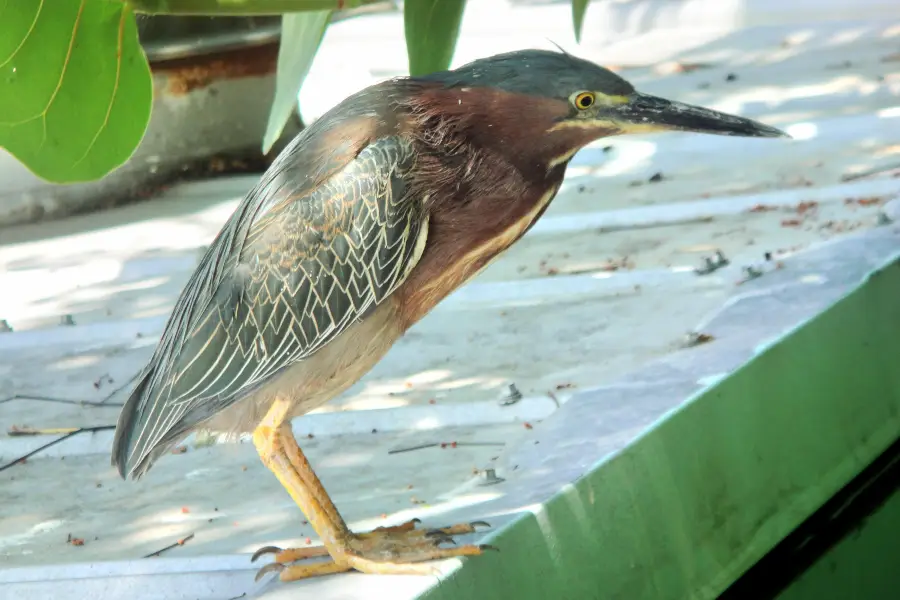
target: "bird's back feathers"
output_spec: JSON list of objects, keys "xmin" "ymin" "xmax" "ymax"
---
[{"xmin": 112, "ymin": 93, "xmax": 428, "ymax": 478}]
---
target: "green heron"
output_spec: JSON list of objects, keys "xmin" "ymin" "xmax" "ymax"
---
[{"xmin": 111, "ymin": 49, "xmax": 787, "ymax": 582}]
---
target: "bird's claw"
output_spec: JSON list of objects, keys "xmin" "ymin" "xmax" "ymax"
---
[
  {"xmin": 424, "ymin": 519, "xmax": 491, "ymax": 537},
  {"xmin": 424, "ymin": 531, "xmax": 457, "ymax": 545},
  {"xmin": 249, "ymin": 518, "xmax": 493, "ymax": 582},
  {"xmin": 254, "ymin": 561, "xmax": 286, "ymax": 582},
  {"xmin": 251, "ymin": 545, "xmax": 284, "ymax": 563}
]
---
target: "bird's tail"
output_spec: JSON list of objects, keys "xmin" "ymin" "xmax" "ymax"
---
[{"xmin": 110, "ymin": 370, "xmax": 153, "ymax": 480}]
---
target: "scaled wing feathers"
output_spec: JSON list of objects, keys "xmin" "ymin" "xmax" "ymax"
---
[{"xmin": 113, "ymin": 136, "xmax": 424, "ymax": 477}]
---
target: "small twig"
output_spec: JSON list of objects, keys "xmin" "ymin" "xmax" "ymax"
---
[
  {"xmin": 388, "ymin": 443, "xmax": 438, "ymax": 454},
  {"xmin": 388, "ymin": 441, "xmax": 505, "ymax": 455},
  {"xmin": 97, "ymin": 372, "xmax": 141, "ymax": 404},
  {"xmin": 0, "ymin": 425, "xmax": 116, "ymax": 473},
  {"xmin": 459, "ymin": 442, "xmax": 507, "ymax": 447},
  {"xmin": 143, "ymin": 533, "xmax": 195, "ymax": 558},
  {"xmin": 547, "ymin": 391, "xmax": 560, "ymax": 408},
  {"xmin": 841, "ymin": 161, "xmax": 900, "ymax": 182},
  {"xmin": 92, "ymin": 372, "xmax": 113, "ymax": 390},
  {"xmin": 8, "ymin": 426, "xmax": 85, "ymax": 437},
  {"xmin": 0, "ymin": 394, "xmax": 111, "ymax": 407},
  {"xmin": 0, "ymin": 371, "xmax": 139, "ymax": 407}
]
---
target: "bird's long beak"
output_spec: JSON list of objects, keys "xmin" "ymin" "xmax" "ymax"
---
[{"xmin": 611, "ymin": 92, "xmax": 790, "ymax": 139}]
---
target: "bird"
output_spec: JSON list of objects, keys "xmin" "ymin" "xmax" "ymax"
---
[{"xmin": 111, "ymin": 48, "xmax": 787, "ymax": 582}]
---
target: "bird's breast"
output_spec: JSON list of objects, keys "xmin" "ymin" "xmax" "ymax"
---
[{"xmin": 394, "ymin": 182, "xmax": 561, "ymax": 328}]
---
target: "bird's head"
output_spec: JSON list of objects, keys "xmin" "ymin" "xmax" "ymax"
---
[{"xmin": 410, "ymin": 49, "xmax": 788, "ymax": 172}]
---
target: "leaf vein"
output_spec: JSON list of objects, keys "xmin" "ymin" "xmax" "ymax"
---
[
  {"xmin": 35, "ymin": 0, "xmax": 85, "ymax": 155},
  {"xmin": 0, "ymin": 0, "xmax": 41, "ymax": 69},
  {"xmin": 74, "ymin": 3, "xmax": 127, "ymax": 168}
]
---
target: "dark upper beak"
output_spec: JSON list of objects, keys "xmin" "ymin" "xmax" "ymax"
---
[{"xmin": 614, "ymin": 92, "xmax": 790, "ymax": 139}]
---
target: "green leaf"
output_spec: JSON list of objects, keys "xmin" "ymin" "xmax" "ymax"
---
[
  {"xmin": 262, "ymin": 10, "xmax": 331, "ymax": 155},
  {"xmin": 0, "ymin": 0, "xmax": 152, "ymax": 184},
  {"xmin": 128, "ymin": 0, "xmax": 378, "ymax": 15},
  {"xmin": 404, "ymin": 0, "xmax": 467, "ymax": 76},
  {"xmin": 572, "ymin": 0, "xmax": 590, "ymax": 43}
]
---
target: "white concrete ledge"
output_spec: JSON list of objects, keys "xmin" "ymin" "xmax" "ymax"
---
[
  {"xmin": 535, "ymin": 178, "xmax": 900, "ymax": 235},
  {"xmin": 2, "ymin": 175, "xmax": 894, "ymax": 352},
  {"xmin": 0, "ymin": 395, "xmax": 560, "ymax": 462}
]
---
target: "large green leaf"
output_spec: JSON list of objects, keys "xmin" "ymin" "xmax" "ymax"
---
[
  {"xmin": 404, "ymin": 0, "xmax": 467, "ymax": 76},
  {"xmin": 572, "ymin": 0, "xmax": 591, "ymax": 43},
  {"xmin": 129, "ymin": 0, "xmax": 379, "ymax": 15},
  {"xmin": 0, "ymin": 0, "xmax": 152, "ymax": 183},
  {"xmin": 262, "ymin": 10, "xmax": 331, "ymax": 155}
]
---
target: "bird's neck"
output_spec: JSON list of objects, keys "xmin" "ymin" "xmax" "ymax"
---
[
  {"xmin": 393, "ymin": 172, "xmax": 564, "ymax": 329},
  {"xmin": 392, "ymin": 110, "xmax": 568, "ymax": 328}
]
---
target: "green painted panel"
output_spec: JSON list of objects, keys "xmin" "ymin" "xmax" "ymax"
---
[
  {"xmin": 776, "ymin": 489, "xmax": 900, "ymax": 600},
  {"xmin": 420, "ymin": 255, "xmax": 900, "ymax": 600}
]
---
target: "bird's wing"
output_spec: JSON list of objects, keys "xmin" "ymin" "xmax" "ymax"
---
[{"xmin": 112, "ymin": 132, "xmax": 425, "ymax": 478}]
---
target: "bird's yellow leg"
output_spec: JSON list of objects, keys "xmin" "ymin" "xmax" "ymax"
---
[
  {"xmin": 251, "ymin": 401, "xmax": 354, "ymax": 579},
  {"xmin": 251, "ymin": 399, "xmax": 495, "ymax": 582}
]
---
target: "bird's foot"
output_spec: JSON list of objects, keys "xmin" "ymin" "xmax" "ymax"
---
[{"xmin": 251, "ymin": 518, "xmax": 494, "ymax": 582}]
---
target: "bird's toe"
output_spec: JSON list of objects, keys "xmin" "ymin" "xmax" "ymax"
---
[{"xmin": 251, "ymin": 545, "xmax": 283, "ymax": 563}]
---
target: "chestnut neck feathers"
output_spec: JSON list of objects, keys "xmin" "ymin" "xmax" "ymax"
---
[
  {"xmin": 395, "ymin": 83, "xmax": 587, "ymax": 210},
  {"xmin": 385, "ymin": 82, "xmax": 585, "ymax": 325}
]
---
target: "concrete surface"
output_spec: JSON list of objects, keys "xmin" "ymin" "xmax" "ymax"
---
[{"xmin": 0, "ymin": 3, "xmax": 899, "ymax": 600}]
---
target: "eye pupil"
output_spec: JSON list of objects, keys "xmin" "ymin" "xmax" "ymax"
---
[{"xmin": 577, "ymin": 93, "xmax": 594, "ymax": 108}]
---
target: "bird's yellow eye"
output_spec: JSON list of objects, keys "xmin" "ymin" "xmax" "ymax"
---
[{"xmin": 574, "ymin": 92, "xmax": 596, "ymax": 110}]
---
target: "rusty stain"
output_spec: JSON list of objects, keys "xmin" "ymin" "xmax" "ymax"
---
[
  {"xmin": 795, "ymin": 201, "xmax": 818, "ymax": 214},
  {"xmin": 153, "ymin": 43, "xmax": 279, "ymax": 96}
]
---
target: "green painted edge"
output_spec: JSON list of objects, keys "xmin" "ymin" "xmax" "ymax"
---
[
  {"xmin": 419, "ymin": 253, "xmax": 900, "ymax": 600},
  {"xmin": 776, "ymin": 488, "xmax": 900, "ymax": 600}
]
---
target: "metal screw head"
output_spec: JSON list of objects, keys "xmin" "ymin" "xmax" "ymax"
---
[
  {"xmin": 695, "ymin": 250, "xmax": 729, "ymax": 275},
  {"xmin": 498, "ymin": 383, "xmax": 522, "ymax": 406},
  {"xmin": 478, "ymin": 468, "xmax": 506, "ymax": 487}
]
